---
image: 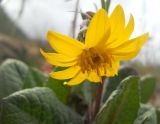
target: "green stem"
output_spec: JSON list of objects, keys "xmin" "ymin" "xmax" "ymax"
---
[
  {"xmin": 105, "ymin": 0, "xmax": 111, "ymax": 12},
  {"xmin": 101, "ymin": 0, "xmax": 105, "ymax": 9}
]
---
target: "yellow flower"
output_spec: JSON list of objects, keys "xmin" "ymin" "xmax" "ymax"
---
[{"xmin": 40, "ymin": 5, "xmax": 148, "ymax": 86}]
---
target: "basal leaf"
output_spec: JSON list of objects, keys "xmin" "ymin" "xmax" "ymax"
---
[
  {"xmin": 96, "ymin": 76, "xmax": 140, "ymax": 124},
  {"xmin": 0, "ymin": 87, "xmax": 84, "ymax": 124},
  {"xmin": 0, "ymin": 59, "xmax": 28, "ymax": 99},
  {"xmin": 0, "ymin": 59, "xmax": 47, "ymax": 99},
  {"xmin": 103, "ymin": 66, "xmax": 138, "ymax": 102},
  {"xmin": 24, "ymin": 67, "xmax": 47, "ymax": 88},
  {"xmin": 140, "ymin": 75, "xmax": 156, "ymax": 103}
]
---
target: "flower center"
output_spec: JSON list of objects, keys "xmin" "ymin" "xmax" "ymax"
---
[{"xmin": 77, "ymin": 48, "xmax": 112, "ymax": 75}]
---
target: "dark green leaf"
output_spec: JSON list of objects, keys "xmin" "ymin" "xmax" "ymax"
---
[
  {"xmin": 24, "ymin": 67, "xmax": 47, "ymax": 88},
  {"xmin": 0, "ymin": 87, "xmax": 84, "ymax": 124},
  {"xmin": 140, "ymin": 75, "xmax": 156, "ymax": 103},
  {"xmin": 96, "ymin": 76, "xmax": 140, "ymax": 124},
  {"xmin": 0, "ymin": 59, "xmax": 47, "ymax": 99},
  {"xmin": 46, "ymin": 67, "xmax": 70, "ymax": 103},
  {"xmin": 103, "ymin": 66, "xmax": 138, "ymax": 102},
  {"xmin": 0, "ymin": 59, "xmax": 29, "ymax": 99}
]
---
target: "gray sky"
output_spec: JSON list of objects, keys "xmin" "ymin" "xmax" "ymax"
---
[
  {"xmin": 1, "ymin": 0, "xmax": 160, "ymax": 64},
  {"xmin": 1, "ymin": 0, "xmax": 148, "ymax": 39}
]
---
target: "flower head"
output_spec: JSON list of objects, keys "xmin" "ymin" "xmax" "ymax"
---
[{"xmin": 40, "ymin": 5, "xmax": 148, "ymax": 86}]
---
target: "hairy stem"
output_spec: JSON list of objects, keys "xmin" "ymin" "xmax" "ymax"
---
[{"xmin": 92, "ymin": 77, "xmax": 105, "ymax": 122}]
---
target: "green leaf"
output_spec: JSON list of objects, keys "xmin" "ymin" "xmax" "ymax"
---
[
  {"xmin": 103, "ymin": 66, "xmax": 138, "ymax": 102},
  {"xmin": 24, "ymin": 67, "xmax": 47, "ymax": 88},
  {"xmin": 0, "ymin": 59, "xmax": 29, "ymax": 99},
  {"xmin": 134, "ymin": 104, "xmax": 157, "ymax": 124},
  {"xmin": 46, "ymin": 67, "xmax": 70, "ymax": 103},
  {"xmin": 0, "ymin": 59, "xmax": 47, "ymax": 99},
  {"xmin": 96, "ymin": 76, "xmax": 140, "ymax": 124},
  {"xmin": 0, "ymin": 87, "xmax": 84, "ymax": 124},
  {"xmin": 140, "ymin": 75, "xmax": 156, "ymax": 103}
]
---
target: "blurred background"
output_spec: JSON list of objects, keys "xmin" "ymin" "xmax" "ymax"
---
[{"xmin": 0, "ymin": 0, "xmax": 160, "ymax": 106}]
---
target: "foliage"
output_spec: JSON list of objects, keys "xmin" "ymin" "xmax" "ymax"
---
[
  {"xmin": 96, "ymin": 76, "xmax": 140, "ymax": 124},
  {"xmin": 0, "ymin": 59, "xmax": 158, "ymax": 124},
  {"xmin": 0, "ymin": 87, "xmax": 83, "ymax": 124},
  {"xmin": 103, "ymin": 66, "xmax": 138, "ymax": 102},
  {"xmin": 0, "ymin": 59, "xmax": 47, "ymax": 99},
  {"xmin": 140, "ymin": 75, "xmax": 156, "ymax": 103},
  {"xmin": 46, "ymin": 67, "xmax": 70, "ymax": 103}
]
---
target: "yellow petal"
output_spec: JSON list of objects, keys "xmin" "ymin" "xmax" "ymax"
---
[
  {"xmin": 107, "ymin": 14, "xmax": 134, "ymax": 48},
  {"xmin": 108, "ymin": 5, "xmax": 125, "ymax": 41},
  {"xmin": 109, "ymin": 33, "xmax": 149, "ymax": 60},
  {"xmin": 114, "ymin": 51, "xmax": 140, "ymax": 60},
  {"xmin": 40, "ymin": 48, "xmax": 76, "ymax": 67},
  {"xmin": 64, "ymin": 72, "xmax": 86, "ymax": 86},
  {"xmin": 87, "ymin": 71, "xmax": 101, "ymax": 83},
  {"xmin": 106, "ymin": 61, "xmax": 119, "ymax": 77},
  {"xmin": 119, "ymin": 14, "xmax": 134, "ymax": 42},
  {"xmin": 85, "ymin": 9, "xmax": 110, "ymax": 48},
  {"xmin": 49, "ymin": 66, "xmax": 80, "ymax": 80},
  {"xmin": 99, "ymin": 60, "xmax": 119, "ymax": 77},
  {"xmin": 47, "ymin": 30, "xmax": 84, "ymax": 57}
]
